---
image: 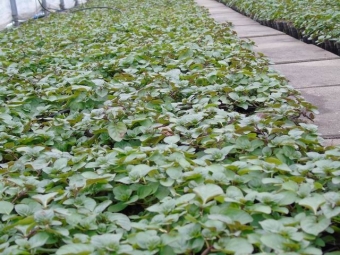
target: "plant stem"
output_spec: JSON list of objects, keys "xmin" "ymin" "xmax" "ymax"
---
[{"xmin": 201, "ymin": 246, "xmax": 212, "ymax": 255}]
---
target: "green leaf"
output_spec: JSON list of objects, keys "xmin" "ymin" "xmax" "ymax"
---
[
  {"xmin": 107, "ymin": 213, "xmax": 131, "ymax": 231},
  {"xmin": 164, "ymin": 69, "xmax": 181, "ymax": 81},
  {"xmin": 247, "ymin": 204, "xmax": 271, "ymax": 214},
  {"xmin": 91, "ymin": 233, "xmax": 122, "ymax": 250},
  {"xmin": 83, "ymin": 197, "xmax": 96, "ymax": 211},
  {"xmin": 160, "ymin": 245, "xmax": 176, "ymax": 255},
  {"xmin": 259, "ymin": 219, "xmax": 282, "ymax": 233},
  {"xmin": 129, "ymin": 164, "xmax": 153, "ymax": 179},
  {"xmin": 0, "ymin": 201, "xmax": 14, "ymax": 215},
  {"xmin": 277, "ymin": 191, "xmax": 297, "ymax": 205},
  {"xmin": 300, "ymin": 247, "xmax": 323, "ymax": 255},
  {"xmin": 178, "ymin": 48, "xmax": 193, "ymax": 60},
  {"xmin": 94, "ymin": 200, "xmax": 112, "ymax": 213},
  {"xmin": 226, "ymin": 186, "xmax": 244, "ymax": 200},
  {"xmin": 54, "ymin": 158, "xmax": 68, "ymax": 170},
  {"xmin": 332, "ymin": 177, "xmax": 340, "ymax": 184},
  {"xmin": 32, "ymin": 192, "xmax": 58, "ymax": 208},
  {"xmin": 299, "ymin": 194, "xmax": 326, "ymax": 214},
  {"xmin": 29, "ymin": 232, "xmax": 49, "ymax": 249},
  {"xmin": 223, "ymin": 208, "xmax": 253, "ymax": 224},
  {"xmin": 176, "ymin": 193, "xmax": 196, "ymax": 205},
  {"xmin": 164, "ymin": 135, "xmax": 180, "ymax": 145},
  {"xmin": 136, "ymin": 230, "xmax": 161, "ymax": 250},
  {"xmin": 193, "ymin": 184, "xmax": 224, "ymax": 205},
  {"xmin": 113, "ymin": 186, "xmax": 132, "ymax": 201},
  {"xmin": 215, "ymin": 238, "xmax": 253, "ymax": 254},
  {"xmin": 108, "ymin": 122, "xmax": 127, "ymax": 142},
  {"xmin": 15, "ymin": 204, "xmax": 31, "ymax": 216},
  {"xmin": 166, "ymin": 167, "xmax": 183, "ymax": 179},
  {"xmin": 34, "ymin": 209, "xmax": 54, "ymax": 224},
  {"xmin": 108, "ymin": 202, "xmax": 128, "ymax": 213},
  {"xmin": 54, "ymin": 227, "xmax": 70, "ymax": 237},
  {"xmin": 177, "ymin": 223, "xmax": 201, "ymax": 241},
  {"xmin": 321, "ymin": 192, "xmax": 340, "ymax": 218},
  {"xmin": 281, "ymin": 181, "xmax": 299, "ymax": 192},
  {"xmin": 260, "ymin": 234, "xmax": 285, "ymax": 251},
  {"xmin": 300, "ymin": 216, "xmax": 331, "ymax": 235},
  {"xmin": 208, "ymin": 214, "xmax": 233, "ymax": 224},
  {"xmin": 137, "ymin": 183, "xmax": 159, "ymax": 199},
  {"xmin": 322, "ymin": 204, "xmax": 340, "ymax": 219},
  {"xmin": 235, "ymin": 136, "xmax": 251, "ymax": 149},
  {"xmin": 160, "ymin": 178, "xmax": 174, "ymax": 187},
  {"xmin": 56, "ymin": 244, "xmax": 94, "ymax": 255}
]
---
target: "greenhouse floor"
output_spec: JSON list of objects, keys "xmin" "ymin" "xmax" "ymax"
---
[{"xmin": 196, "ymin": 0, "xmax": 340, "ymax": 146}]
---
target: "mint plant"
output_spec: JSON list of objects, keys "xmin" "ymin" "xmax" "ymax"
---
[{"xmin": 0, "ymin": 0, "xmax": 339, "ymax": 254}]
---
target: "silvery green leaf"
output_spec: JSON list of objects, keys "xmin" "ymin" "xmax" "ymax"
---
[
  {"xmin": 32, "ymin": 192, "xmax": 58, "ymax": 208},
  {"xmin": 108, "ymin": 122, "xmax": 127, "ymax": 142},
  {"xmin": 0, "ymin": 201, "xmax": 14, "ymax": 215},
  {"xmin": 193, "ymin": 184, "xmax": 224, "ymax": 205}
]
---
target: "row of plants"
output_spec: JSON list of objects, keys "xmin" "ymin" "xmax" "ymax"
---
[
  {"xmin": 1, "ymin": 0, "xmax": 340, "ymax": 254},
  {"xmin": 219, "ymin": 0, "xmax": 340, "ymax": 54}
]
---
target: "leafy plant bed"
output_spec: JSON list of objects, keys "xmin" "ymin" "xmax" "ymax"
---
[
  {"xmin": 219, "ymin": 0, "xmax": 340, "ymax": 56},
  {"xmin": 1, "ymin": 0, "xmax": 340, "ymax": 254}
]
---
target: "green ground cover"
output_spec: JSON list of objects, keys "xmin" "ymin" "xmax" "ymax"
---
[
  {"xmin": 220, "ymin": 0, "xmax": 340, "ymax": 47},
  {"xmin": 0, "ymin": 0, "xmax": 340, "ymax": 254}
]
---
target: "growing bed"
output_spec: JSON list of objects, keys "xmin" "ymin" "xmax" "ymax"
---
[
  {"xmin": 220, "ymin": 0, "xmax": 340, "ymax": 54},
  {"xmin": 0, "ymin": 0, "xmax": 340, "ymax": 254}
]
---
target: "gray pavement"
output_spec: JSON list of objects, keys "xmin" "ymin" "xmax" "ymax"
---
[
  {"xmin": 250, "ymin": 35, "xmax": 339, "ymax": 64},
  {"xmin": 298, "ymin": 86, "xmax": 340, "ymax": 137},
  {"xmin": 273, "ymin": 59, "xmax": 340, "ymax": 88},
  {"xmin": 195, "ymin": 0, "xmax": 340, "ymax": 145},
  {"xmin": 222, "ymin": 24, "xmax": 284, "ymax": 37},
  {"xmin": 196, "ymin": 1, "xmax": 226, "ymax": 7},
  {"xmin": 208, "ymin": 9, "xmax": 236, "ymax": 14},
  {"xmin": 324, "ymin": 139, "xmax": 340, "ymax": 147},
  {"xmin": 213, "ymin": 14, "xmax": 259, "ymax": 26}
]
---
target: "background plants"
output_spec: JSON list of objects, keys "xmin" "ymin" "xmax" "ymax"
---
[
  {"xmin": 220, "ymin": 0, "xmax": 340, "ymax": 53},
  {"xmin": 0, "ymin": 0, "xmax": 340, "ymax": 254}
]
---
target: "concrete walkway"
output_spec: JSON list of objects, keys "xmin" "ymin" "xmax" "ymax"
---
[{"xmin": 195, "ymin": 0, "xmax": 340, "ymax": 146}]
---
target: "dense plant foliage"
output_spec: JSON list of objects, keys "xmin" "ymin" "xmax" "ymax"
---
[
  {"xmin": 220, "ymin": 0, "xmax": 340, "ymax": 46},
  {"xmin": 1, "ymin": 0, "xmax": 340, "ymax": 254}
]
